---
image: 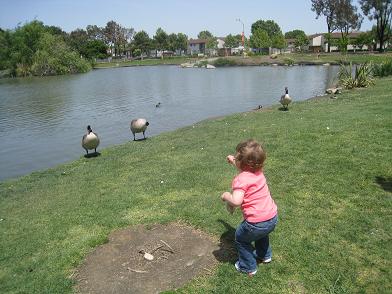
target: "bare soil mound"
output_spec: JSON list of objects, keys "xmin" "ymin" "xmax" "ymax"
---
[{"xmin": 75, "ymin": 222, "xmax": 235, "ymax": 293}]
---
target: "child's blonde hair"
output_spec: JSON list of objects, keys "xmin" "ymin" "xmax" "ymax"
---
[{"xmin": 235, "ymin": 139, "xmax": 266, "ymax": 172}]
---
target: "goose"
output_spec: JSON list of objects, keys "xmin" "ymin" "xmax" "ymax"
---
[
  {"xmin": 82, "ymin": 125, "xmax": 100, "ymax": 154},
  {"xmin": 280, "ymin": 87, "xmax": 292, "ymax": 110},
  {"xmin": 130, "ymin": 118, "xmax": 149, "ymax": 141}
]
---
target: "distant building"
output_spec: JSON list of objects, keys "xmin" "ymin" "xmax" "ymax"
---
[
  {"xmin": 188, "ymin": 39, "xmax": 207, "ymax": 55},
  {"xmin": 307, "ymin": 32, "xmax": 375, "ymax": 52}
]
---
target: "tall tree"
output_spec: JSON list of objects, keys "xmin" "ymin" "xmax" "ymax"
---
[
  {"xmin": 0, "ymin": 29, "xmax": 11, "ymax": 69},
  {"xmin": 335, "ymin": 0, "xmax": 363, "ymax": 36},
  {"xmin": 206, "ymin": 37, "xmax": 218, "ymax": 56},
  {"xmin": 68, "ymin": 28, "xmax": 89, "ymax": 56},
  {"xmin": 176, "ymin": 33, "xmax": 188, "ymax": 55},
  {"xmin": 251, "ymin": 20, "xmax": 282, "ymax": 38},
  {"xmin": 360, "ymin": 0, "xmax": 392, "ymax": 52},
  {"xmin": 224, "ymin": 34, "xmax": 240, "ymax": 48},
  {"xmin": 153, "ymin": 27, "xmax": 168, "ymax": 57},
  {"xmin": 250, "ymin": 28, "xmax": 271, "ymax": 50},
  {"xmin": 132, "ymin": 30, "xmax": 152, "ymax": 58},
  {"xmin": 271, "ymin": 34, "xmax": 287, "ymax": 50},
  {"xmin": 86, "ymin": 25, "xmax": 104, "ymax": 41},
  {"xmin": 311, "ymin": 0, "xmax": 339, "ymax": 52},
  {"xmin": 197, "ymin": 30, "xmax": 213, "ymax": 39},
  {"xmin": 285, "ymin": 29, "xmax": 307, "ymax": 39},
  {"xmin": 104, "ymin": 20, "xmax": 123, "ymax": 57}
]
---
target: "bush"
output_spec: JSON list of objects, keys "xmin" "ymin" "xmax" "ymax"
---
[
  {"xmin": 284, "ymin": 57, "xmax": 294, "ymax": 65},
  {"xmin": 212, "ymin": 58, "xmax": 237, "ymax": 67},
  {"xmin": 338, "ymin": 62, "xmax": 375, "ymax": 89},
  {"xmin": 372, "ymin": 60, "xmax": 392, "ymax": 77}
]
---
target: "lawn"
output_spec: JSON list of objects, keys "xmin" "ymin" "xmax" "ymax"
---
[
  {"xmin": 93, "ymin": 52, "xmax": 392, "ymax": 69},
  {"xmin": 0, "ymin": 76, "xmax": 391, "ymax": 293}
]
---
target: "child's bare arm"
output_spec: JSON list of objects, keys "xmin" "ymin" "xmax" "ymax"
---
[{"xmin": 221, "ymin": 190, "xmax": 244, "ymax": 207}]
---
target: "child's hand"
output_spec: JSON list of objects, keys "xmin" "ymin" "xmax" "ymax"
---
[
  {"xmin": 221, "ymin": 191, "xmax": 230, "ymax": 202},
  {"xmin": 227, "ymin": 155, "xmax": 235, "ymax": 165}
]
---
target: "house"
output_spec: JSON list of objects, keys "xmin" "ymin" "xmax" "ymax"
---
[
  {"xmin": 307, "ymin": 32, "xmax": 373, "ymax": 52},
  {"xmin": 188, "ymin": 37, "xmax": 226, "ymax": 56},
  {"xmin": 307, "ymin": 34, "xmax": 324, "ymax": 52},
  {"xmin": 188, "ymin": 39, "xmax": 207, "ymax": 55}
]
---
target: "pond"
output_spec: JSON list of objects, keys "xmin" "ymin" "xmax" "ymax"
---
[{"xmin": 0, "ymin": 65, "xmax": 339, "ymax": 181}]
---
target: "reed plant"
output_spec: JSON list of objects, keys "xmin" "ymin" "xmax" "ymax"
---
[
  {"xmin": 338, "ymin": 61, "xmax": 375, "ymax": 89},
  {"xmin": 372, "ymin": 59, "xmax": 392, "ymax": 77}
]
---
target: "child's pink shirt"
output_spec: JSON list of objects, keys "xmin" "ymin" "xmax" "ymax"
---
[{"xmin": 232, "ymin": 170, "xmax": 277, "ymax": 223}]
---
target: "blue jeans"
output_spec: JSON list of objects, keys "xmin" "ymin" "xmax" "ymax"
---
[{"xmin": 235, "ymin": 214, "xmax": 278, "ymax": 273}]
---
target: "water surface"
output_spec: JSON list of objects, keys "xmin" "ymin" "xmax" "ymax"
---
[{"xmin": 0, "ymin": 65, "xmax": 338, "ymax": 181}]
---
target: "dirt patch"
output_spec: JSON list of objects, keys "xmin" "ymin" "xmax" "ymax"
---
[{"xmin": 74, "ymin": 222, "xmax": 235, "ymax": 294}]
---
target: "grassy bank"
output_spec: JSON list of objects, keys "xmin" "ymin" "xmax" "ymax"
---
[
  {"xmin": 1, "ymin": 77, "xmax": 391, "ymax": 293},
  {"xmin": 93, "ymin": 56, "xmax": 191, "ymax": 68},
  {"xmin": 93, "ymin": 52, "xmax": 392, "ymax": 69}
]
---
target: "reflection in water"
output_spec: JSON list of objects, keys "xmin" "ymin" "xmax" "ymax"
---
[{"xmin": 0, "ymin": 65, "xmax": 339, "ymax": 180}]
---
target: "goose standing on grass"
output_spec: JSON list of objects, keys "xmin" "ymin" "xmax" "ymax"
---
[
  {"xmin": 82, "ymin": 125, "xmax": 100, "ymax": 154},
  {"xmin": 130, "ymin": 118, "xmax": 149, "ymax": 141},
  {"xmin": 280, "ymin": 87, "xmax": 292, "ymax": 110}
]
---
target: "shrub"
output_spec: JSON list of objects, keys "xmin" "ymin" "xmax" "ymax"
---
[
  {"xmin": 338, "ymin": 62, "xmax": 375, "ymax": 89},
  {"xmin": 212, "ymin": 58, "xmax": 237, "ymax": 67},
  {"xmin": 284, "ymin": 57, "xmax": 294, "ymax": 65},
  {"xmin": 372, "ymin": 60, "xmax": 392, "ymax": 77}
]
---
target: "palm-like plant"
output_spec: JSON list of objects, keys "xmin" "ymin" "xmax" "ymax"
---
[{"xmin": 338, "ymin": 62, "xmax": 375, "ymax": 89}]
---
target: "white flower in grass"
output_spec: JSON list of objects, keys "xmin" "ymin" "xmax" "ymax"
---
[
  {"xmin": 327, "ymin": 127, "xmax": 330, "ymax": 130},
  {"xmin": 160, "ymin": 180, "xmax": 164, "ymax": 184}
]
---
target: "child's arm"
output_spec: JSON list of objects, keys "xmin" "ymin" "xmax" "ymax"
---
[{"xmin": 221, "ymin": 190, "xmax": 244, "ymax": 207}]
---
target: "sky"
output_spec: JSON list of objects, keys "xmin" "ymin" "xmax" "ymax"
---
[{"xmin": 0, "ymin": 0, "xmax": 374, "ymax": 38}]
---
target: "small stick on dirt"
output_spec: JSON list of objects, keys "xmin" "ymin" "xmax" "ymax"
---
[
  {"xmin": 150, "ymin": 244, "xmax": 164, "ymax": 254},
  {"xmin": 203, "ymin": 267, "xmax": 213, "ymax": 274},
  {"xmin": 127, "ymin": 267, "xmax": 148, "ymax": 273},
  {"xmin": 160, "ymin": 240, "xmax": 174, "ymax": 253}
]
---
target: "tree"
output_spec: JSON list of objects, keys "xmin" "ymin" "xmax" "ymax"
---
[
  {"xmin": 285, "ymin": 30, "xmax": 308, "ymax": 51},
  {"xmin": 311, "ymin": 0, "xmax": 339, "ymax": 52},
  {"xmin": 0, "ymin": 29, "xmax": 11, "ymax": 69},
  {"xmin": 68, "ymin": 29, "xmax": 89, "ymax": 56},
  {"xmin": 153, "ymin": 27, "xmax": 168, "ymax": 57},
  {"xmin": 197, "ymin": 30, "xmax": 213, "ymax": 39},
  {"xmin": 285, "ymin": 29, "xmax": 307, "ymax": 39},
  {"xmin": 224, "ymin": 34, "xmax": 240, "ymax": 48},
  {"xmin": 9, "ymin": 20, "xmax": 47, "ymax": 75},
  {"xmin": 132, "ymin": 30, "xmax": 152, "ymax": 58},
  {"xmin": 360, "ymin": 0, "xmax": 392, "ymax": 52},
  {"xmin": 335, "ymin": 0, "xmax": 363, "ymax": 36},
  {"xmin": 167, "ymin": 33, "xmax": 178, "ymax": 52},
  {"xmin": 295, "ymin": 34, "xmax": 309, "ymax": 51},
  {"xmin": 86, "ymin": 25, "xmax": 105, "ymax": 41},
  {"xmin": 176, "ymin": 33, "xmax": 188, "ymax": 55},
  {"xmin": 251, "ymin": 20, "xmax": 282, "ymax": 38},
  {"xmin": 84, "ymin": 40, "xmax": 108, "ymax": 59},
  {"xmin": 104, "ymin": 20, "xmax": 123, "ymax": 57},
  {"xmin": 353, "ymin": 31, "xmax": 374, "ymax": 50},
  {"xmin": 250, "ymin": 28, "xmax": 271, "ymax": 50},
  {"xmin": 206, "ymin": 37, "xmax": 218, "ymax": 56},
  {"xmin": 271, "ymin": 34, "xmax": 286, "ymax": 50},
  {"xmin": 31, "ymin": 32, "xmax": 91, "ymax": 76}
]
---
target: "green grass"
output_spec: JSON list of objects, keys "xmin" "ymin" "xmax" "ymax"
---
[
  {"xmin": 93, "ymin": 53, "xmax": 392, "ymax": 69},
  {"xmin": 1, "ymin": 77, "xmax": 391, "ymax": 293},
  {"xmin": 93, "ymin": 56, "xmax": 192, "ymax": 68}
]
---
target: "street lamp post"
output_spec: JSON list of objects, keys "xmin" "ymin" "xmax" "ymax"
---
[{"xmin": 236, "ymin": 18, "xmax": 245, "ymax": 57}]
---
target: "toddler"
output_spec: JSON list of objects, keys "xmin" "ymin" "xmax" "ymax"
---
[{"xmin": 221, "ymin": 139, "xmax": 278, "ymax": 276}]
